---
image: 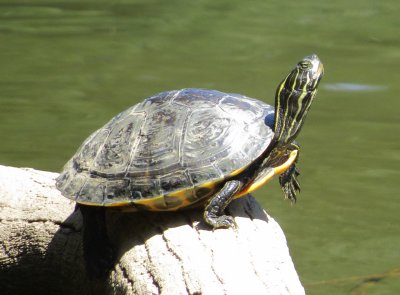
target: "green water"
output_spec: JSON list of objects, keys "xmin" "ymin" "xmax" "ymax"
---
[{"xmin": 1, "ymin": 0, "xmax": 399, "ymax": 293}]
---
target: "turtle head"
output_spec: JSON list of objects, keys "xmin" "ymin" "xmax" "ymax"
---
[{"xmin": 273, "ymin": 54, "xmax": 324, "ymax": 146}]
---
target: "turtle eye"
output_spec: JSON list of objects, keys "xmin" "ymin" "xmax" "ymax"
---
[{"xmin": 298, "ymin": 60, "xmax": 312, "ymax": 70}]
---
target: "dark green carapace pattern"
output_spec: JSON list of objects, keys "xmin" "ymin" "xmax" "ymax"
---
[
  {"xmin": 56, "ymin": 55, "xmax": 323, "ymax": 229},
  {"xmin": 56, "ymin": 88, "xmax": 275, "ymax": 209}
]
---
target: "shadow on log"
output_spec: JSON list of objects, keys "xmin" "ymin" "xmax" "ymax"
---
[{"xmin": 0, "ymin": 165, "xmax": 305, "ymax": 295}]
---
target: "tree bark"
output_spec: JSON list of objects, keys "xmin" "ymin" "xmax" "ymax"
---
[{"xmin": 0, "ymin": 165, "xmax": 305, "ymax": 295}]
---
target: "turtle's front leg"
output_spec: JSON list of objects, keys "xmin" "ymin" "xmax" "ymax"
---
[
  {"xmin": 203, "ymin": 180, "xmax": 243, "ymax": 229},
  {"xmin": 279, "ymin": 142, "xmax": 301, "ymax": 202}
]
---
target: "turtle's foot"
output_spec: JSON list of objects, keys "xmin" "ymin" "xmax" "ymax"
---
[
  {"xmin": 204, "ymin": 213, "xmax": 237, "ymax": 229},
  {"xmin": 203, "ymin": 180, "xmax": 242, "ymax": 229},
  {"xmin": 279, "ymin": 163, "xmax": 300, "ymax": 202}
]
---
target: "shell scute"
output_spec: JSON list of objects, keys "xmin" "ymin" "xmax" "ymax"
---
[
  {"xmin": 128, "ymin": 104, "xmax": 188, "ymax": 173},
  {"xmin": 172, "ymin": 88, "xmax": 223, "ymax": 108},
  {"xmin": 93, "ymin": 112, "xmax": 145, "ymax": 175},
  {"xmin": 219, "ymin": 95, "xmax": 265, "ymax": 121},
  {"xmin": 159, "ymin": 170, "xmax": 192, "ymax": 194},
  {"xmin": 74, "ymin": 129, "xmax": 109, "ymax": 172},
  {"xmin": 128, "ymin": 177, "xmax": 161, "ymax": 200},
  {"xmin": 188, "ymin": 165, "xmax": 223, "ymax": 186}
]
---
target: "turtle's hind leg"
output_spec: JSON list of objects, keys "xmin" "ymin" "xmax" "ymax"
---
[
  {"xmin": 203, "ymin": 180, "xmax": 242, "ymax": 229},
  {"xmin": 79, "ymin": 204, "xmax": 115, "ymax": 280}
]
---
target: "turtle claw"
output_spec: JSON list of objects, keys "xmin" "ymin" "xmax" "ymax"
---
[
  {"xmin": 210, "ymin": 215, "xmax": 237, "ymax": 229},
  {"xmin": 279, "ymin": 163, "xmax": 300, "ymax": 202}
]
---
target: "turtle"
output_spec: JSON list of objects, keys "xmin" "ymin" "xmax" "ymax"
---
[{"xmin": 57, "ymin": 54, "xmax": 323, "ymax": 230}]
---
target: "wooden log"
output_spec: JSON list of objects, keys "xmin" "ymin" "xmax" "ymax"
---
[{"xmin": 0, "ymin": 165, "xmax": 305, "ymax": 295}]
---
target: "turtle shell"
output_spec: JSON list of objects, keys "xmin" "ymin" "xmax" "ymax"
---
[{"xmin": 56, "ymin": 88, "xmax": 275, "ymax": 210}]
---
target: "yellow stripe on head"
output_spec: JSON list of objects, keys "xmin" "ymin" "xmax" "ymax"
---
[{"xmin": 273, "ymin": 55, "xmax": 324, "ymax": 146}]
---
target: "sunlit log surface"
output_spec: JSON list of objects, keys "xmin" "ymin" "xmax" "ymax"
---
[{"xmin": 0, "ymin": 165, "xmax": 305, "ymax": 295}]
